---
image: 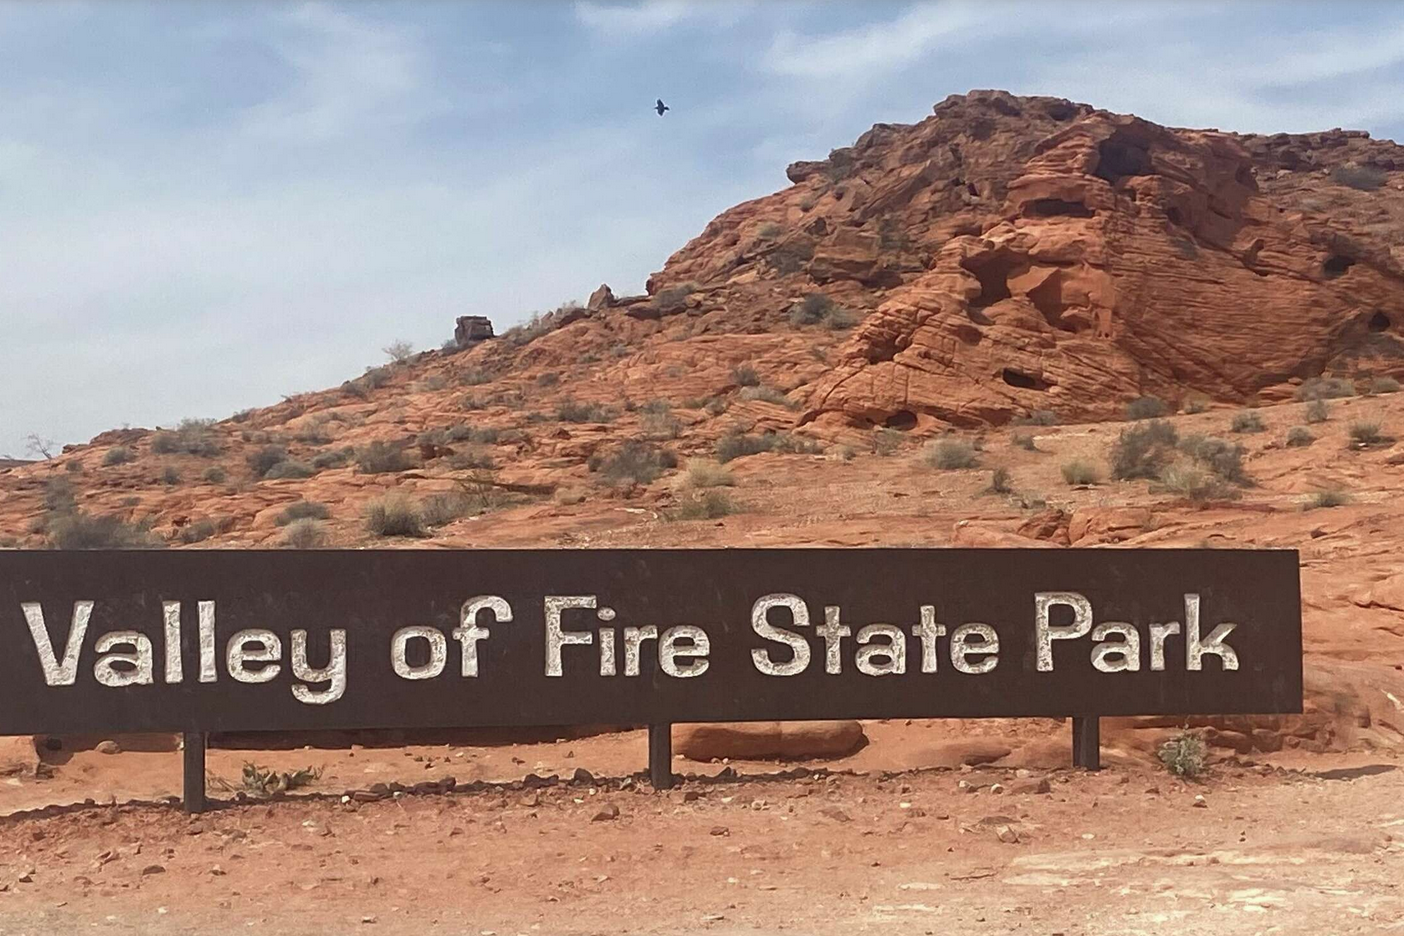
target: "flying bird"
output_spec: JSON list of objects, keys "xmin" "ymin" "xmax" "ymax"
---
[{"xmin": 655, "ymin": 98, "xmax": 669, "ymax": 116}]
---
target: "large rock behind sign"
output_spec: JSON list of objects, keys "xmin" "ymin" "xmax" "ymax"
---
[
  {"xmin": 674, "ymin": 721, "xmax": 866, "ymax": 761},
  {"xmin": 0, "ymin": 736, "xmax": 41, "ymax": 777}
]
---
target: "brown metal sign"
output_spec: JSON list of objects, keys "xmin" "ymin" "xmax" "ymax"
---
[{"xmin": 0, "ymin": 549, "xmax": 1302, "ymax": 735}]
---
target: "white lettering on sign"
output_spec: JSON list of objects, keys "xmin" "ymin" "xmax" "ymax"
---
[
  {"xmin": 452, "ymin": 596, "xmax": 510, "ymax": 678},
  {"xmin": 94, "ymin": 631, "xmax": 154, "ymax": 687},
  {"xmin": 228, "ymin": 629, "xmax": 282, "ymax": 684},
  {"xmin": 544, "ymin": 595, "xmax": 596, "ymax": 677},
  {"xmin": 950, "ymin": 622, "xmax": 999, "ymax": 674},
  {"xmin": 1034, "ymin": 592, "xmax": 1238, "ymax": 672},
  {"xmin": 22, "ymin": 600, "xmax": 92, "ymax": 686},
  {"xmin": 391, "ymin": 626, "xmax": 446, "ymax": 680},
  {"xmin": 290, "ymin": 629, "xmax": 347, "ymax": 704},
  {"xmin": 659, "ymin": 625, "xmax": 709, "ymax": 678},
  {"xmin": 750, "ymin": 593, "xmax": 811, "ymax": 676}
]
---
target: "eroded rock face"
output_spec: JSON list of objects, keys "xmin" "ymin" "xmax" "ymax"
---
[
  {"xmin": 649, "ymin": 90, "xmax": 1404, "ymax": 431},
  {"xmin": 453, "ymin": 315, "xmax": 495, "ymax": 348}
]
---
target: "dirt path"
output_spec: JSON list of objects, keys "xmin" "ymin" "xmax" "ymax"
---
[{"xmin": 0, "ymin": 754, "xmax": 1400, "ymax": 935}]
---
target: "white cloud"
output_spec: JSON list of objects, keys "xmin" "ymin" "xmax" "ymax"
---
[
  {"xmin": 574, "ymin": 0, "xmax": 749, "ymax": 40},
  {"xmin": 765, "ymin": 2, "xmax": 984, "ymax": 80}
]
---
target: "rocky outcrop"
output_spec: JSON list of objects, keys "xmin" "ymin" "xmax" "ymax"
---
[
  {"xmin": 673, "ymin": 721, "xmax": 866, "ymax": 761},
  {"xmin": 453, "ymin": 315, "xmax": 495, "ymax": 348}
]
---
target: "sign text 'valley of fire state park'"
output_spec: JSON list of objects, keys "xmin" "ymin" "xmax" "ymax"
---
[{"xmin": 0, "ymin": 549, "xmax": 1302, "ymax": 735}]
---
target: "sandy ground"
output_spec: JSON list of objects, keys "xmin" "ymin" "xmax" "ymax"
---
[{"xmin": 0, "ymin": 731, "xmax": 1400, "ymax": 936}]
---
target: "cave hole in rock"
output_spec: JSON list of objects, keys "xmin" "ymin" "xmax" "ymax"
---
[
  {"xmin": 1165, "ymin": 206, "xmax": 1184, "ymax": 225},
  {"xmin": 1024, "ymin": 198, "xmax": 1094, "ymax": 219},
  {"xmin": 963, "ymin": 252, "xmax": 1024, "ymax": 309},
  {"xmin": 1369, "ymin": 311, "xmax": 1391, "ymax": 332},
  {"xmin": 1093, "ymin": 138, "xmax": 1153, "ymax": 184},
  {"xmin": 1323, "ymin": 254, "xmax": 1356, "ymax": 278},
  {"xmin": 1026, "ymin": 272, "xmax": 1079, "ymax": 331},
  {"xmin": 883, "ymin": 411, "xmax": 918, "ymax": 431},
  {"xmin": 1002, "ymin": 368, "xmax": 1049, "ymax": 391}
]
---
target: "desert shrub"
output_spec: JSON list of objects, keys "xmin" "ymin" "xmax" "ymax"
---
[
  {"xmin": 43, "ymin": 478, "xmax": 76, "ymax": 514},
  {"xmin": 177, "ymin": 519, "xmax": 217, "ymax": 545},
  {"xmin": 421, "ymin": 492, "xmax": 471, "ymax": 527},
  {"xmin": 924, "ymin": 440, "xmax": 979, "ymax": 470},
  {"xmin": 276, "ymin": 501, "xmax": 331, "ymax": 526},
  {"xmin": 1230, "ymin": 411, "xmax": 1266, "ymax": 434},
  {"xmin": 501, "ymin": 313, "xmax": 551, "ymax": 348},
  {"xmin": 873, "ymin": 428, "xmax": 904, "ymax": 456},
  {"xmin": 356, "ymin": 441, "xmax": 410, "ymax": 474},
  {"xmin": 1349, "ymin": 420, "xmax": 1389, "ymax": 446},
  {"xmin": 1157, "ymin": 462, "xmax": 1237, "ymax": 502},
  {"xmin": 1110, "ymin": 420, "xmax": 1179, "ymax": 480},
  {"xmin": 1013, "ymin": 410, "xmax": 1058, "ymax": 427},
  {"xmin": 62, "ymin": 459, "xmax": 80, "ymax": 475},
  {"xmin": 161, "ymin": 466, "xmax": 181, "ymax": 485},
  {"xmin": 590, "ymin": 441, "xmax": 677, "ymax": 485},
  {"xmin": 757, "ymin": 223, "xmax": 783, "ymax": 239},
  {"xmin": 1330, "ymin": 165, "xmax": 1388, "ymax": 191},
  {"xmin": 459, "ymin": 367, "xmax": 492, "ymax": 386},
  {"xmin": 732, "ymin": 365, "xmax": 760, "ymax": 387},
  {"xmin": 1012, "ymin": 432, "xmax": 1039, "ymax": 452},
  {"xmin": 788, "ymin": 293, "xmax": 853, "ymax": 329},
  {"xmin": 667, "ymin": 490, "xmax": 735, "ymax": 521},
  {"xmin": 714, "ymin": 430, "xmax": 818, "ymax": 463},
  {"xmin": 650, "ymin": 282, "xmax": 699, "ymax": 315},
  {"xmin": 364, "ymin": 495, "xmax": 425, "ymax": 537},
  {"xmin": 536, "ymin": 371, "xmax": 560, "ymax": 388},
  {"xmin": 1297, "ymin": 376, "xmax": 1354, "ymax": 401},
  {"xmin": 103, "ymin": 446, "xmax": 134, "ymax": 466},
  {"xmin": 247, "ymin": 445, "xmax": 290, "ymax": 478},
  {"xmin": 1286, "ymin": 426, "xmax": 1315, "ymax": 447},
  {"xmin": 767, "ymin": 239, "xmax": 815, "ymax": 275},
  {"xmin": 1305, "ymin": 399, "xmax": 1330, "ymax": 424},
  {"xmin": 282, "ymin": 519, "xmax": 327, "ymax": 549},
  {"xmin": 311, "ymin": 447, "xmax": 354, "ymax": 470},
  {"xmin": 685, "ymin": 459, "xmax": 734, "ymax": 488},
  {"xmin": 987, "ymin": 467, "xmax": 1013, "ymax": 494},
  {"xmin": 1125, "ymin": 396, "xmax": 1168, "ymax": 420},
  {"xmin": 150, "ymin": 418, "xmax": 221, "ymax": 457},
  {"xmin": 738, "ymin": 385, "xmax": 795, "ymax": 408},
  {"xmin": 557, "ymin": 399, "xmax": 618, "ymax": 423},
  {"xmin": 448, "ymin": 447, "xmax": 498, "ymax": 470},
  {"xmin": 1178, "ymin": 434, "xmax": 1249, "ymax": 485},
  {"xmin": 1307, "ymin": 489, "xmax": 1350, "ymax": 510},
  {"xmin": 1367, "ymin": 376, "xmax": 1401, "ymax": 394},
  {"xmin": 47, "ymin": 512, "xmax": 162, "ymax": 550},
  {"xmin": 1060, "ymin": 459, "xmax": 1100, "ymax": 485},
  {"xmin": 265, "ymin": 460, "xmax": 314, "ymax": 480},
  {"xmin": 383, "ymin": 339, "xmax": 415, "ymax": 363},
  {"xmin": 1157, "ymin": 732, "xmax": 1207, "ymax": 778},
  {"xmin": 293, "ymin": 425, "xmax": 332, "ymax": 445},
  {"xmin": 1182, "ymin": 396, "xmax": 1210, "ymax": 415}
]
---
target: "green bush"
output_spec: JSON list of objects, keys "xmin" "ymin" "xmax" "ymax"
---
[
  {"xmin": 1349, "ymin": 421, "xmax": 1389, "ymax": 446},
  {"xmin": 1178, "ymin": 434, "xmax": 1248, "ymax": 485},
  {"xmin": 1060, "ymin": 459, "xmax": 1100, "ymax": 485},
  {"xmin": 282, "ymin": 518, "xmax": 327, "ymax": 549},
  {"xmin": 667, "ymin": 490, "xmax": 736, "ymax": 521},
  {"xmin": 1330, "ymin": 165, "xmax": 1387, "ymax": 191},
  {"xmin": 1367, "ymin": 376, "xmax": 1401, "ymax": 394},
  {"xmin": 1110, "ymin": 420, "xmax": 1179, "ymax": 480},
  {"xmin": 1125, "ymin": 396, "xmax": 1168, "ymax": 420},
  {"xmin": 1307, "ymin": 489, "xmax": 1350, "ymax": 510},
  {"xmin": 103, "ymin": 446, "xmax": 134, "ymax": 467},
  {"xmin": 1230, "ymin": 411, "xmax": 1266, "ymax": 434},
  {"xmin": 1286, "ymin": 426, "xmax": 1315, "ymax": 447},
  {"xmin": 1297, "ymin": 377, "xmax": 1354, "ymax": 401},
  {"xmin": 788, "ymin": 293, "xmax": 855, "ymax": 329},
  {"xmin": 713, "ymin": 431, "xmax": 818, "ymax": 463},
  {"xmin": 1182, "ymin": 396, "xmax": 1210, "ymax": 415},
  {"xmin": 383, "ymin": 339, "xmax": 415, "ymax": 363},
  {"xmin": 150, "ymin": 419, "xmax": 221, "ymax": 457},
  {"xmin": 1011, "ymin": 432, "xmax": 1039, "ymax": 452},
  {"xmin": 738, "ymin": 385, "xmax": 795, "ymax": 408},
  {"xmin": 202, "ymin": 466, "xmax": 227, "ymax": 483},
  {"xmin": 987, "ymin": 467, "xmax": 1013, "ymax": 494},
  {"xmin": 311, "ymin": 447, "xmax": 355, "ymax": 470},
  {"xmin": 356, "ymin": 441, "xmax": 411, "ymax": 474},
  {"xmin": 590, "ymin": 441, "xmax": 677, "ymax": 485},
  {"xmin": 557, "ymin": 399, "xmax": 618, "ymax": 423},
  {"xmin": 161, "ymin": 466, "xmax": 181, "ymax": 486},
  {"xmin": 1157, "ymin": 732, "xmax": 1207, "ymax": 778},
  {"xmin": 448, "ymin": 447, "xmax": 498, "ymax": 470},
  {"xmin": 1157, "ymin": 463, "xmax": 1237, "ymax": 503},
  {"xmin": 276, "ymin": 501, "xmax": 331, "ymax": 526},
  {"xmin": 873, "ymin": 428, "xmax": 904, "ymax": 456},
  {"xmin": 684, "ymin": 459, "xmax": 734, "ymax": 488},
  {"xmin": 421, "ymin": 493, "xmax": 471, "ymax": 527},
  {"xmin": 48, "ymin": 512, "xmax": 162, "ymax": 550},
  {"xmin": 732, "ymin": 365, "xmax": 760, "ymax": 387},
  {"xmin": 924, "ymin": 440, "xmax": 979, "ymax": 470},
  {"xmin": 1305, "ymin": 399, "xmax": 1330, "ymax": 424},
  {"xmin": 263, "ymin": 460, "xmax": 314, "ymax": 480},
  {"xmin": 247, "ymin": 445, "xmax": 290, "ymax": 478},
  {"xmin": 364, "ymin": 495, "xmax": 425, "ymax": 537}
]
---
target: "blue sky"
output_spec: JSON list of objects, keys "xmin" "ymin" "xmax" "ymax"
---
[{"xmin": 4, "ymin": 1, "xmax": 1404, "ymax": 457}]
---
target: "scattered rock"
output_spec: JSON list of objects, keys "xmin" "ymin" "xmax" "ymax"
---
[
  {"xmin": 819, "ymin": 807, "xmax": 852, "ymax": 823},
  {"xmin": 591, "ymin": 804, "xmax": 620, "ymax": 822},
  {"xmin": 140, "ymin": 864, "xmax": 165, "ymax": 876},
  {"xmin": 674, "ymin": 721, "xmax": 866, "ymax": 761},
  {"xmin": 95, "ymin": 740, "xmax": 121, "ymax": 755}
]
